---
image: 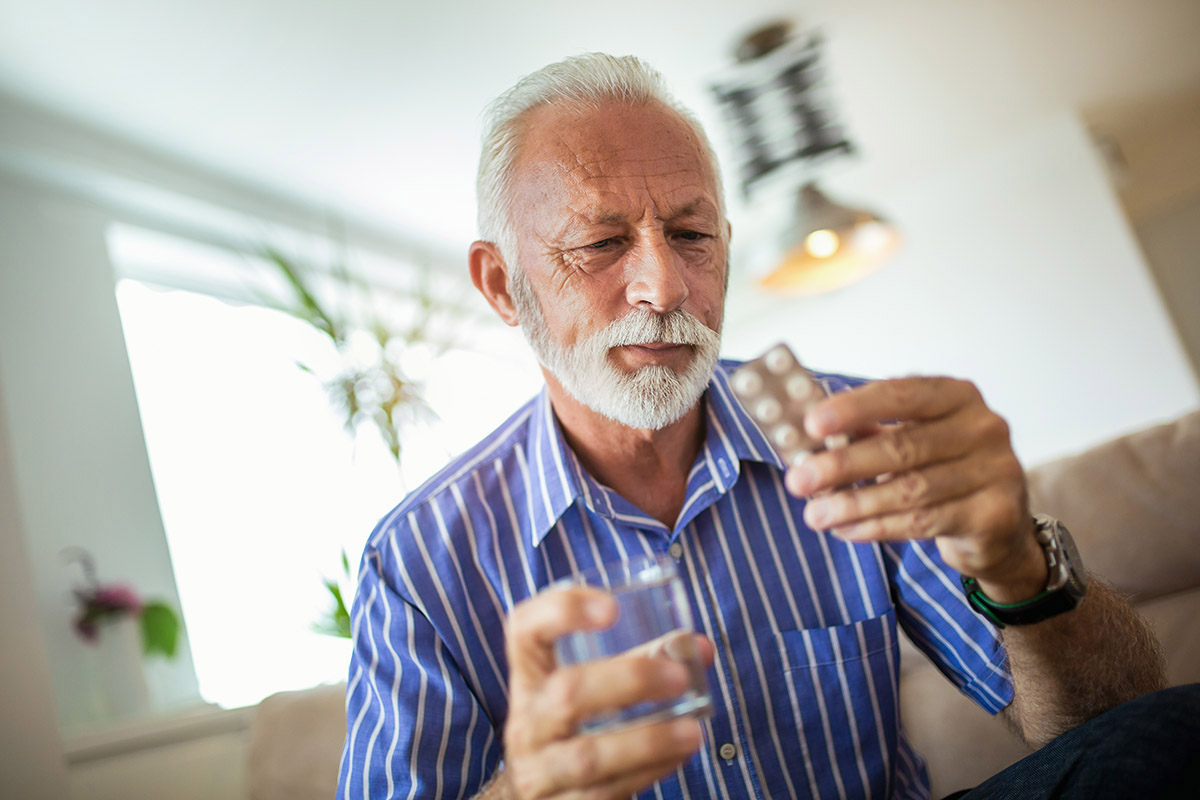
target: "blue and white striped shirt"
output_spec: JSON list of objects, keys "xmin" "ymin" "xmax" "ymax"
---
[{"xmin": 338, "ymin": 361, "xmax": 1013, "ymax": 800}]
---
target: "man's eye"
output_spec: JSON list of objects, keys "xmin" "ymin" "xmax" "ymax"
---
[
  {"xmin": 588, "ymin": 238, "xmax": 616, "ymax": 249},
  {"xmin": 677, "ymin": 231, "xmax": 708, "ymax": 241}
]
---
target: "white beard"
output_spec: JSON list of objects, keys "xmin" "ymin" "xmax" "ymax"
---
[{"xmin": 509, "ymin": 267, "xmax": 721, "ymax": 430}]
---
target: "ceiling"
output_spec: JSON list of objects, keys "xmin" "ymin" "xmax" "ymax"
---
[{"xmin": 1, "ymin": 0, "xmax": 1198, "ymax": 258}]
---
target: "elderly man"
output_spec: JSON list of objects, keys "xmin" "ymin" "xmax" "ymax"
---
[{"xmin": 337, "ymin": 53, "xmax": 1189, "ymax": 800}]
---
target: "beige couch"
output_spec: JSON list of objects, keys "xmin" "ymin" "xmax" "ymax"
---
[
  {"xmin": 902, "ymin": 409, "xmax": 1200, "ymax": 797},
  {"xmin": 248, "ymin": 411, "xmax": 1200, "ymax": 800}
]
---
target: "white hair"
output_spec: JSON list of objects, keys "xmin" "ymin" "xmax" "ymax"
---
[{"xmin": 476, "ymin": 52, "xmax": 725, "ymax": 265}]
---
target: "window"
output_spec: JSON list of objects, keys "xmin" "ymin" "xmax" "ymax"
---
[{"xmin": 112, "ymin": 228, "xmax": 541, "ymax": 709}]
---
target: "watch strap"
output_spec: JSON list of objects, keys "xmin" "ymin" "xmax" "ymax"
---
[
  {"xmin": 961, "ymin": 575, "xmax": 1080, "ymax": 629},
  {"xmin": 960, "ymin": 515, "xmax": 1085, "ymax": 628}
]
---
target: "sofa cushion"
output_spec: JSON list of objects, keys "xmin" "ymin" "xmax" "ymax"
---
[
  {"xmin": 1026, "ymin": 410, "xmax": 1200, "ymax": 601},
  {"xmin": 1140, "ymin": 585, "xmax": 1200, "ymax": 687},
  {"xmin": 900, "ymin": 584, "xmax": 1200, "ymax": 798},
  {"xmin": 247, "ymin": 682, "xmax": 346, "ymax": 800},
  {"xmin": 898, "ymin": 411, "xmax": 1200, "ymax": 796},
  {"xmin": 899, "ymin": 658, "xmax": 1031, "ymax": 799}
]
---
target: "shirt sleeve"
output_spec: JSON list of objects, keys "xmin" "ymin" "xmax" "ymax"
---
[
  {"xmin": 336, "ymin": 544, "xmax": 502, "ymax": 800},
  {"xmin": 883, "ymin": 539, "xmax": 1014, "ymax": 714}
]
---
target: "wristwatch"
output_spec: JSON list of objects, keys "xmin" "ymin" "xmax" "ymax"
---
[{"xmin": 961, "ymin": 514, "xmax": 1088, "ymax": 628}]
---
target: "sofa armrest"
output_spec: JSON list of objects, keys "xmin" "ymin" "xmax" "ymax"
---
[{"xmin": 246, "ymin": 682, "xmax": 347, "ymax": 800}]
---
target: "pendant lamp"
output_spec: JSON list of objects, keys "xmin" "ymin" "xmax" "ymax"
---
[
  {"xmin": 760, "ymin": 183, "xmax": 901, "ymax": 294},
  {"xmin": 711, "ymin": 21, "xmax": 901, "ymax": 294}
]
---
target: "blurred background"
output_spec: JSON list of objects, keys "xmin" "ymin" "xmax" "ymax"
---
[{"xmin": 1, "ymin": 0, "xmax": 1198, "ymax": 797}]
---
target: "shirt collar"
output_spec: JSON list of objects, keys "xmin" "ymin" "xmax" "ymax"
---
[
  {"xmin": 706, "ymin": 359, "xmax": 866, "ymax": 473},
  {"xmin": 522, "ymin": 360, "xmax": 793, "ymax": 547},
  {"xmin": 523, "ymin": 389, "xmax": 584, "ymax": 548},
  {"xmin": 705, "ymin": 360, "xmax": 787, "ymax": 471}
]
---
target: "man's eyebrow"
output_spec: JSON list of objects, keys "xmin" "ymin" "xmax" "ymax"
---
[
  {"xmin": 665, "ymin": 199, "xmax": 718, "ymax": 220},
  {"xmin": 579, "ymin": 199, "xmax": 719, "ymax": 226},
  {"xmin": 586, "ymin": 211, "xmax": 629, "ymax": 226}
]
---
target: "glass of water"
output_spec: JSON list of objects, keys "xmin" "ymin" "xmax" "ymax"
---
[{"xmin": 553, "ymin": 553, "xmax": 711, "ymax": 734}]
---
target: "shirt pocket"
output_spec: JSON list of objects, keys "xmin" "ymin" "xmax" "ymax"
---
[
  {"xmin": 775, "ymin": 609, "xmax": 897, "ymax": 672},
  {"xmin": 765, "ymin": 610, "xmax": 901, "ymax": 799}
]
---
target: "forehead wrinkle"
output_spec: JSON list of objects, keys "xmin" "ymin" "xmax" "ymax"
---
[
  {"xmin": 565, "ymin": 153, "xmax": 704, "ymax": 185},
  {"xmin": 564, "ymin": 163, "xmax": 720, "ymax": 223},
  {"xmin": 572, "ymin": 196, "xmax": 719, "ymax": 228}
]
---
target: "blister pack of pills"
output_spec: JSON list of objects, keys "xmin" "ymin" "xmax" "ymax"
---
[{"xmin": 730, "ymin": 343, "xmax": 848, "ymax": 465}]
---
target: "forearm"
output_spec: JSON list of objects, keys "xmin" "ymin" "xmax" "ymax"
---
[{"xmin": 1000, "ymin": 576, "xmax": 1166, "ymax": 748}]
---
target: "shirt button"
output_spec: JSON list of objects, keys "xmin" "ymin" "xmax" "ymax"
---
[
  {"xmin": 718, "ymin": 742, "xmax": 737, "ymax": 760},
  {"xmin": 668, "ymin": 542, "xmax": 683, "ymax": 559}
]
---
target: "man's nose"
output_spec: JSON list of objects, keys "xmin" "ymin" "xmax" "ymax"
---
[{"xmin": 624, "ymin": 235, "xmax": 689, "ymax": 313}]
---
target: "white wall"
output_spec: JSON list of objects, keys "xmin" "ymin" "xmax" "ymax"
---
[
  {"xmin": 0, "ymin": 385, "xmax": 70, "ymax": 800},
  {"xmin": 723, "ymin": 111, "xmax": 1200, "ymax": 466},
  {"xmin": 1135, "ymin": 190, "xmax": 1200, "ymax": 381},
  {"xmin": 0, "ymin": 172, "xmax": 203, "ymax": 730}
]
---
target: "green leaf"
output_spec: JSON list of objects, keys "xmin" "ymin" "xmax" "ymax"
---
[
  {"xmin": 341, "ymin": 548, "xmax": 351, "ymax": 576},
  {"xmin": 313, "ymin": 577, "xmax": 353, "ymax": 639},
  {"xmin": 262, "ymin": 247, "xmax": 339, "ymax": 340},
  {"xmin": 139, "ymin": 602, "xmax": 181, "ymax": 659}
]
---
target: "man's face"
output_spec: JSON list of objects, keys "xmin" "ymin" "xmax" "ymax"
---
[{"xmin": 505, "ymin": 101, "xmax": 730, "ymax": 429}]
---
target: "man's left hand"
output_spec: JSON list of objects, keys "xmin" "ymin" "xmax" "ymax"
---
[{"xmin": 784, "ymin": 377, "xmax": 1046, "ymax": 598}]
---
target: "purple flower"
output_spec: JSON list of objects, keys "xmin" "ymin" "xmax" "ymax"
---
[
  {"xmin": 91, "ymin": 584, "xmax": 143, "ymax": 614},
  {"xmin": 72, "ymin": 583, "xmax": 144, "ymax": 645}
]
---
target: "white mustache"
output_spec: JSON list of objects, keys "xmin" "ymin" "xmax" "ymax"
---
[{"xmin": 598, "ymin": 308, "xmax": 719, "ymax": 349}]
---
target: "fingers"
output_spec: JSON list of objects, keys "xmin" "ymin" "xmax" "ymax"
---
[
  {"xmin": 787, "ymin": 416, "xmax": 975, "ymax": 495},
  {"xmin": 510, "ymin": 655, "xmax": 692, "ymax": 747},
  {"xmin": 801, "ymin": 452, "xmax": 1016, "ymax": 532},
  {"xmin": 778, "ymin": 374, "xmax": 1033, "ymax": 582},
  {"xmin": 693, "ymin": 634, "xmax": 716, "ymax": 669},
  {"xmin": 803, "ymin": 377, "xmax": 982, "ymax": 439},
  {"xmin": 503, "ymin": 588, "xmax": 714, "ymax": 799},
  {"xmin": 506, "ymin": 586, "xmax": 674, "ymax": 744},
  {"xmin": 507, "ymin": 716, "xmax": 702, "ymax": 799},
  {"xmin": 812, "ymin": 486, "xmax": 1018, "ymax": 544},
  {"xmin": 787, "ymin": 389, "xmax": 1014, "ymax": 498},
  {"xmin": 506, "ymin": 586, "xmax": 617, "ymax": 684},
  {"xmin": 623, "ymin": 630, "xmax": 710, "ymax": 665},
  {"xmin": 820, "ymin": 483, "xmax": 1032, "ymax": 578}
]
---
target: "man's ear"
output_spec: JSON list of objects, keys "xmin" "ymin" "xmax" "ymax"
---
[
  {"xmin": 722, "ymin": 220, "xmax": 734, "ymax": 290},
  {"xmin": 468, "ymin": 240, "xmax": 519, "ymax": 327}
]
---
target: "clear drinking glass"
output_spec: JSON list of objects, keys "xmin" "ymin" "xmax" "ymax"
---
[{"xmin": 552, "ymin": 553, "xmax": 712, "ymax": 733}]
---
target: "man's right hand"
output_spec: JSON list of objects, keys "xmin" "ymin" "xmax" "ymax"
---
[{"xmin": 487, "ymin": 586, "xmax": 711, "ymax": 800}]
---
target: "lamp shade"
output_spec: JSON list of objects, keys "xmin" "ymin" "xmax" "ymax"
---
[{"xmin": 760, "ymin": 183, "xmax": 901, "ymax": 294}]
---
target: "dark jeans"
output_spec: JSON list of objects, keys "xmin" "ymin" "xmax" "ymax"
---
[{"xmin": 942, "ymin": 684, "xmax": 1200, "ymax": 800}]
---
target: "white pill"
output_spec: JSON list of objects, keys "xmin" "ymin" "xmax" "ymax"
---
[
  {"xmin": 733, "ymin": 369, "xmax": 763, "ymax": 396},
  {"xmin": 774, "ymin": 424, "xmax": 801, "ymax": 450},
  {"xmin": 824, "ymin": 434, "xmax": 849, "ymax": 450},
  {"xmin": 755, "ymin": 398, "xmax": 782, "ymax": 424},
  {"xmin": 786, "ymin": 374, "xmax": 815, "ymax": 401},
  {"xmin": 765, "ymin": 346, "xmax": 794, "ymax": 374}
]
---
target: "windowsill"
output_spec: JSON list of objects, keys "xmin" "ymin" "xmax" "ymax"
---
[{"xmin": 64, "ymin": 702, "xmax": 255, "ymax": 765}]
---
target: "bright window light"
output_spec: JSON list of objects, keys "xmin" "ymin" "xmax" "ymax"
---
[{"xmin": 113, "ymin": 245, "xmax": 541, "ymax": 709}]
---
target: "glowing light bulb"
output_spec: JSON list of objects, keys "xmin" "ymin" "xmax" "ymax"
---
[{"xmin": 804, "ymin": 229, "xmax": 840, "ymax": 259}]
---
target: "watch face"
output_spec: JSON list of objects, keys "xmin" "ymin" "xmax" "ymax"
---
[
  {"xmin": 1059, "ymin": 526, "xmax": 1088, "ymax": 594},
  {"xmin": 1043, "ymin": 516, "xmax": 1088, "ymax": 595}
]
